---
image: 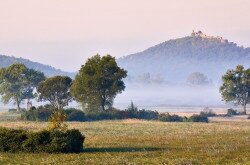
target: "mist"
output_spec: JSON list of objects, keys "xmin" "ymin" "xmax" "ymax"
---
[{"xmin": 114, "ymin": 83, "xmax": 224, "ymax": 110}]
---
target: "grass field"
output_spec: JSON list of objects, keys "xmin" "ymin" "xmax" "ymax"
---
[{"xmin": 0, "ymin": 119, "xmax": 249, "ymax": 165}]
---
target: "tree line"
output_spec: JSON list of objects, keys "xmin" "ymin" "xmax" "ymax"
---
[
  {"xmin": 0, "ymin": 54, "xmax": 249, "ymax": 115},
  {"xmin": 0, "ymin": 54, "xmax": 127, "ymax": 113}
]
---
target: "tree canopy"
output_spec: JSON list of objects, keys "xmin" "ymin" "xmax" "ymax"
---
[
  {"xmin": 220, "ymin": 65, "xmax": 250, "ymax": 114},
  {"xmin": 0, "ymin": 63, "xmax": 45, "ymax": 111},
  {"xmin": 71, "ymin": 55, "xmax": 127, "ymax": 111},
  {"xmin": 37, "ymin": 76, "xmax": 73, "ymax": 110},
  {"xmin": 187, "ymin": 72, "xmax": 210, "ymax": 86}
]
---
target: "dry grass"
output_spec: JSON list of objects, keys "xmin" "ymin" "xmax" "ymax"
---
[{"xmin": 0, "ymin": 119, "xmax": 249, "ymax": 165}]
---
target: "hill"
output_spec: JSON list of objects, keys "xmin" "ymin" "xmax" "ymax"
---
[
  {"xmin": 0, "ymin": 54, "xmax": 74, "ymax": 77},
  {"xmin": 118, "ymin": 31, "xmax": 250, "ymax": 84}
]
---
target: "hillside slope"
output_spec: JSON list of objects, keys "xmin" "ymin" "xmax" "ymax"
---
[
  {"xmin": 118, "ymin": 31, "xmax": 250, "ymax": 84},
  {"xmin": 0, "ymin": 55, "xmax": 74, "ymax": 77}
]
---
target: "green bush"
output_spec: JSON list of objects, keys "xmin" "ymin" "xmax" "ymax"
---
[
  {"xmin": 200, "ymin": 107, "xmax": 216, "ymax": 117},
  {"xmin": 188, "ymin": 114, "xmax": 208, "ymax": 122},
  {"xmin": 85, "ymin": 108, "xmax": 123, "ymax": 121},
  {"xmin": 0, "ymin": 128, "xmax": 85, "ymax": 153},
  {"xmin": 22, "ymin": 130, "xmax": 51, "ymax": 152},
  {"xmin": 125, "ymin": 102, "xmax": 138, "ymax": 118},
  {"xmin": 8, "ymin": 108, "xmax": 18, "ymax": 112},
  {"xmin": 158, "ymin": 113, "xmax": 184, "ymax": 122},
  {"xmin": 22, "ymin": 106, "xmax": 86, "ymax": 122},
  {"xmin": 83, "ymin": 108, "xmax": 159, "ymax": 121},
  {"xmin": 226, "ymin": 109, "xmax": 238, "ymax": 116},
  {"xmin": 137, "ymin": 109, "xmax": 159, "ymax": 120},
  {"xmin": 21, "ymin": 105, "xmax": 54, "ymax": 121},
  {"xmin": 65, "ymin": 108, "xmax": 85, "ymax": 122},
  {"xmin": 0, "ymin": 128, "xmax": 28, "ymax": 152}
]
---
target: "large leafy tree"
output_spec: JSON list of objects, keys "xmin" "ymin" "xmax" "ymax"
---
[
  {"xmin": 37, "ymin": 76, "xmax": 73, "ymax": 110},
  {"xmin": 71, "ymin": 55, "xmax": 127, "ymax": 111},
  {"xmin": 0, "ymin": 63, "xmax": 45, "ymax": 111},
  {"xmin": 220, "ymin": 65, "xmax": 250, "ymax": 114}
]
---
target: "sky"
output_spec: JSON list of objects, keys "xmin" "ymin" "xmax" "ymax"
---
[{"xmin": 0, "ymin": 0, "xmax": 250, "ymax": 72}]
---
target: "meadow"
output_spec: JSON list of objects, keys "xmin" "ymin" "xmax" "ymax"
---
[{"xmin": 0, "ymin": 119, "xmax": 249, "ymax": 165}]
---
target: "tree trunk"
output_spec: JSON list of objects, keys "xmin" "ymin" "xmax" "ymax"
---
[
  {"xmin": 15, "ymin": 96, "xmax": 20, "ymax": 112},
  {"xmin": 101, "ymin": 94, "xmax": 106, "ymax": 111},
  {"xmin": 101, "ymin": 102, "xmax": 105, "ymax": 111},
  {"xmin": 243, "ymin": 104, "xmax": 247, "ymax": 115},
  {"xmin": 17, "ymin": 103, "xmax": 20, "ymax": 112}
]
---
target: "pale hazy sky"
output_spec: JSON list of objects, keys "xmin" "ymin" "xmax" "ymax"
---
[{"xmin": 0, "ymin": 0, "xmax": 250, "ymax": 71}]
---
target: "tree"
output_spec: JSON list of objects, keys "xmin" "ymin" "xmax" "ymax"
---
[
  {"xmin": 0, "ymin": 63, "xmax": 45, "ymax": 111},
  {"xmin": 71, "ymin": 55, "xmax": 127, "ymax": 111},
  {"xmin": 220, "ymin": 65, "xmax": 250, "ymax": 115},
  {"xmin": 187, "ymin": 72, "xmax": 210, "ymax": 86},
  {"xmin": 126, "ymin": 101, "xmax": 138, "ymax": 118},
  {"xmin": 37, "ymin": 76, "xmax": 73, "ymax": 110}
]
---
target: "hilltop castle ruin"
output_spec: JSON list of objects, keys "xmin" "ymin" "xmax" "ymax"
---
[{"xmin": 191, "ymin": 30, "xmax": 228, "ymax": 43}]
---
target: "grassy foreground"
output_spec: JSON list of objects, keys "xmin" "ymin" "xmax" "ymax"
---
[{"xmin": 0, "ymin": 120, "xmax": 249, "ymax": 165}]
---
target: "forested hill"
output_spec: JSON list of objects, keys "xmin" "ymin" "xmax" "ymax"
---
[
  {"xmin": 0, "ymin": 55, "xmax": 74, "ymax": 77},
  {"xmin": 118, "ymin": 31, "xmax": 250, "ymax": 84}
]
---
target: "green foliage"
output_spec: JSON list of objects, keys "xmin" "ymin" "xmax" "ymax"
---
[
  {"xmin": 137, "ymin": 109, "xmax": 159, "ymax": 120},
  {"xmin": 21, "ymin": 106, "xmax": 85, "ymax": 122},
  {"xmin": 21, "ymin": 104, "xmax": 208, "ymax": 123},
  {"xmin": 158, "ymin": 113, "xmax": 184, "ymax": 122},
  {"xmin": 65, "ymin": 108, "xmax": 85, "ymax": 122},
  {"xmin": 200, "ymin": 107, "xmax": 216, "ymax": 117},
  {"xmin": 22, "ymin": 130, "xmax": 51, "ymax": 152},
  {"xmin": 37, "ymin": 76, "xmax": 72, "ymax": 110},
  {"xmin": 23, "ymin": 129, "xmax": 84, "ymax": 153},
  {"xmin": 0, "ymin": 63, "xmax": 45, "ymax": 111},
  {"xmin": 71, "ymin": 55, "xmax": 127, "ymax": 112},
  {"xmin": 21, "ymin": 105, "xmax": 53, "ymax": 121},
  {"xmin": 0, "ymin": 128, "xmax": 28, "ymax": 152},
  {"xmin": 125, "ymin": 101, "xmax": 138, "ymax": 118},
  {"xmin": 220, "ymin": 65, "xmax": 250, "ymax": 115},
  {"xmin": 188, "ymin": 114, "xmax": 209, "ymax": 122},
  {"xmin": 48, "ymin": 110, "xmax": 68, "ymax": 131},
  {"xmin": 0, "ymin": 128, "xmax": 84, "ymax": 153},
  {"xmin": 226, "ymin": 108, "xmax": 238, "ymax": 116}
]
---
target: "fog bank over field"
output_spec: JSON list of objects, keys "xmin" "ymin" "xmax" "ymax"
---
[{"xmin": 114, "ymin": 83, "xmax": 224, "ymax": 110}]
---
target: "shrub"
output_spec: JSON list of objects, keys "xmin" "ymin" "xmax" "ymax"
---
[
  {"xmin": 158, "ymin": 113, "xmax": 183, "ymax": 122},
  {"xmin": 85, "ymin": 108, "xmax": 123, "ymax": 121},
  {"xmin": 125, "ymin": 102, "xmax": 138, "ymax": 118},
  {"xmin": 8, "ymin": 108, "xmax": 25, "ymax": 112},
  {"xmin": 22, "ymin": 106, "xmax": 85, "ymax": 122},
  {"xmin": 21, "ymin": 105, "xmax": 53, "ymax": 121},
  {"xmin": 8, "ymin": 108, "xmax": 17, "ymax": 112},
  {"xmin": 0, "ymin": 128, "xmax": 28, "ymax": 152},
  {"xmin": 65, "ymin": 108, "xmax": 85, "ymax": 122},
  {"xmin": 22, "ymin": 130, "xmax": 51, "ymax": 152},
  {"xmin": 0, "ymin": 128, "xmax": 85, "ymax": 153},
  {"xmin": 200, "ymin": 107, "xmax": 216, "ymax": 117},
  {"xmin": 226, "ymin": 109, "xmax": 238, "ymax": 116},
  {"xmin": 189, "ymin": 114, "xmax": 208, "ymax": 122},
  {"xmin": 48, "ymin": 111, "xmax": 68, "ymax": 131},
  {"xmin": 137, "ymin": 109, "xmax": 159, "ymax": 120}
]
